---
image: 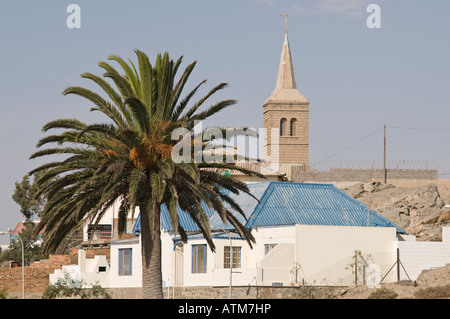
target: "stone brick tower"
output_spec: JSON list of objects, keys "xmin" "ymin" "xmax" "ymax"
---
[{"xmin": 263, "ymin": 30, "xmax": 310, "ymax": 168}]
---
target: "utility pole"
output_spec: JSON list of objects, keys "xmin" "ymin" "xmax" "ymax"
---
[
  {"xmin": 384, "ymin": 124, "xmax": 387, "ymax": 184},
  {"xmin": 0, "ymin": 229, "xmax": 24, "ymax": 299}
]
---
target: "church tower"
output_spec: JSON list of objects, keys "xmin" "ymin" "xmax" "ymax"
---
[{"xmin": 263, "ymin": 23, "xmax": 310, "ymax": 168}]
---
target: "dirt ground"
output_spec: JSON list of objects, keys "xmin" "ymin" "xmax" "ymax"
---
[
  {"xmin": 4, "ymin": 264, "xmax": 449, "ymax": 299},
  {"xmin": 336, "ymin": 264, "xmax": 450, "ymax": 299}
]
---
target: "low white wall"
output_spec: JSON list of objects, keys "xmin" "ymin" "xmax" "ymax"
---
[
  {"xmin": 258, "ymin": 243, "xmax": 295, "ymax": 285},
  {"xmin": 295, "ymin": 225, "xmax": 398, "ymax": 286},
  {"xmin": 50, "ymin": 250, "xmax": 110, "ymax": 288},
  {"xmin": 396, "ymin": 227, "xmax": 450, "ymax": 281}
]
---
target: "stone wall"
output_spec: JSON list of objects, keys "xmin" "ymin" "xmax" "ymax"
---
[
  {"xmin": 106, "ymin": 285, "xmax": 341, "ymax": 299},
  {"xmin": 295, "ymin": 168, "xmax": 438, "ymax": 183},
  {"xmin": 169, "ymin": 286, "xmax": 301, "ymax": 299}
]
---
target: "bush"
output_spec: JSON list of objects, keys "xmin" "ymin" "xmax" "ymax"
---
[
  {"xmin": 0, "ymin": 288, "xmax": 9, "ymax": 299},
  {"xmin": 368, "ymin": 288, "xmax": 398, "ymax": 299},
  {"xmin": 414, "ymin": 284, "xmax": 450, "ymax": 299},
  {"xmin": 42, "ymin": 275, "xmax": 110, "ymax": 299}
]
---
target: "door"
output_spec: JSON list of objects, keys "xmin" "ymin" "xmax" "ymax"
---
[{"xmin": 174, "ymin": 243, "xmax": 184, "ymax": 287}]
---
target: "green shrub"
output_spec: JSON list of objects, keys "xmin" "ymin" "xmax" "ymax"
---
[
  {"xmin": 0, "ymin": 288, "xmax": 8, "ymax": 299},
  {"xmin": 42, "ymin": 275, "xmax": 110, "ymax": 299}
]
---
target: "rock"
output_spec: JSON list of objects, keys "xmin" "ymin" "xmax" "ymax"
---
[
  {"xmin": 342, "ymin": 183, "xmax": 447, "ymax": 238},
  {"xmin": 438, "ymin": 210, "xmax": 450, "ymax": 223},
  {"xmin": 345, "ymin": 181, "xmax": 394, "ymax": 198}
]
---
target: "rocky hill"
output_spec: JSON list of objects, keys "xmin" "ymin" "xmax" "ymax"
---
[{"xmin": 342, "ymin": 182, "xmax": 450, "ymax": 240}]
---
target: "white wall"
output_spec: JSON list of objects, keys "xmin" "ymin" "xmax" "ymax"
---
[
  {"xmin": 178, "ymin": 226, "xmax": 297, "ymax": 287},
  {"xmin": 181, "ymin": 237, "xmax": 214, "ymax": 287},
  {"xmin": 78, "ymin": 249, "xmax": 110, "ymax": 287},
  {"xmin": 108, "ymin": 231, "xmax": 176, "ymax": 289},
  {"xmin": 84, "ymin": 224, "xmax": 450, "ymax": 290},
  {"xmin": 251, "ymin": 226, "xmax": 297, "ymax": 267},
  {"xmin": 295, "ymin": 225, "xmax": 397, "ymax": 286},
  {"xmin": 161, "ymin": 231, "xmax": 175, "ymax": 287},
  {"xmin": 396, "ymin": 227, "xmax": 450, "ymax": 281},
  {"xmin": 82, "ymin": 200, "xmax": 118, "ymax": 242},
  {"xmin": 258, "ymin": 243, "xmax": 295, "ymax": 285},
  {"xmin": 82, "ymin": 198, "xmax": 139, "ymax": 242},
  {"xmin": 109, "ymin": 238, "xmax": 142, "ymax": 288},
  {"xmin": 49, "ymin": 249, "xmax": 110, "ymax": 288}
]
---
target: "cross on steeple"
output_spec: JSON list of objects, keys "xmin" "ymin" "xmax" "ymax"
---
[{"xmin": 280, "ymin": 10, "xmax": 292, "ymax": 34}]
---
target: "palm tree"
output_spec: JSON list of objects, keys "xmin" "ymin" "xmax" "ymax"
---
[{"xmin": 30, "ymin": 50, "xmax": 262, "ymax": 298}]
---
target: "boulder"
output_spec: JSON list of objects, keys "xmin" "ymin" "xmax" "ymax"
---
[{"xmin": 342, "ymin": 183, "xmax": 447, "ymax": 238}]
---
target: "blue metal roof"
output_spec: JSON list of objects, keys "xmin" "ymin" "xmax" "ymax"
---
[
  {"xmin": 132, "ymin": 181, "xmax": 405, "ymax": 235},
  {"xmin": 132, "ymin": 200, "xmax": 215, "ymax": 234},
  {"xmin": 246, "ymin": 182, "xmax": 404, "ymax": 232}
]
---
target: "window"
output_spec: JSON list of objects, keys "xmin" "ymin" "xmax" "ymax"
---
[
  {"xmin": 280, "ymin": 118, "xmax": 287, "ymax": 136},
  {"xmin": 88, "ymin": 224, "xmax": 112, "ymax": 240},
  {"xmin": 126, "ymin": 219, "xmax": 137, "ymax": 234},
  {"xmin": 224, "ymin": 246, "xmax": 241, "ymax": 269},
  {"xmin": 264, "ymin": 243, "xmax": 278, "ymax": 255},
  {"xmin": 290, "ymin": 118, "xmax": 297, "ymax": 136},
  {"xmin": 119, "ymin": 248, "xmax": 132, "ymax": 276},
  {"xmin": 192, "ymin": 244, "xmax": 207, "ymax": 273}
]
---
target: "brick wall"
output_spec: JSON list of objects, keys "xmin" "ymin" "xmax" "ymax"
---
[
  {"xmin": 0, "ymin": 267, "xmax": 54, "ymax": 295},
  {"xmin": 0, "ymin": 254, "xmax": 74, "ymax": 296},
  {"xmin": 29, "ymin": 254, "xmax": 72, "ymax": 270},
  {"xmin": 84, "ymin": 248, "xmax": 111, "ymax": 261}
]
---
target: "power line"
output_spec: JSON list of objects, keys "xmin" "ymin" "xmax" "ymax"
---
[
  {"xmin": 311, "ymin": 124, "xmax": 450, "ymax": 169},
  {"xmin": 388, "ymin": 126, "xmax": 450, "ymax": 132},
  {"xmin": 312, "ymin": 127, "xmax": 383, "ymax": 166}
]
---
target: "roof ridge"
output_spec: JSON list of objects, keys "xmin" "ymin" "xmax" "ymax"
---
[
  {"xmin": 245, "ymin": 182, "xmax": 276, "ymax": 229},
  {"xmin": 328, "ymin": 184, "xmax": 406, "ymax": 233}
]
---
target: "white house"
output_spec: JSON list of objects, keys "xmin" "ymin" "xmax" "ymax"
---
[
  {"xmin": 51, "ymin": 181, "xmax": 450, "ymax": 293},
  {"xmin": 106, "ymin": 182, "xmax": 409, "ymax": 289}
]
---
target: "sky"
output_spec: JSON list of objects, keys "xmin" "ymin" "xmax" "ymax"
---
[{"xmin": 1, "ymin": 0, "xmax": 450, "ymax": 244}]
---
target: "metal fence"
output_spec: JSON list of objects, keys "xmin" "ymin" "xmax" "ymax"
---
[{"xmin": 311, "ymin": 159, "xmax": 438, "ymax": 172}]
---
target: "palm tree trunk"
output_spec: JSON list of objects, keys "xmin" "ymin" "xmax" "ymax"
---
[{"xmin": 139, "ymin": 199, "xmax": 164, "ymax": 299}]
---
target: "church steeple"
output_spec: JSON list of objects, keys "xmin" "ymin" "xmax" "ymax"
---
[
  {"xmin": 275, "ymin": 33, "xmax": 297, "ymax": 90},
  {"xmin": 263, "ymin": 14, "xmax": 310, "ymax": 167},
  {"xmin": 264, "ymin": 21, "xmax": 309, "ymax": 105}
]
